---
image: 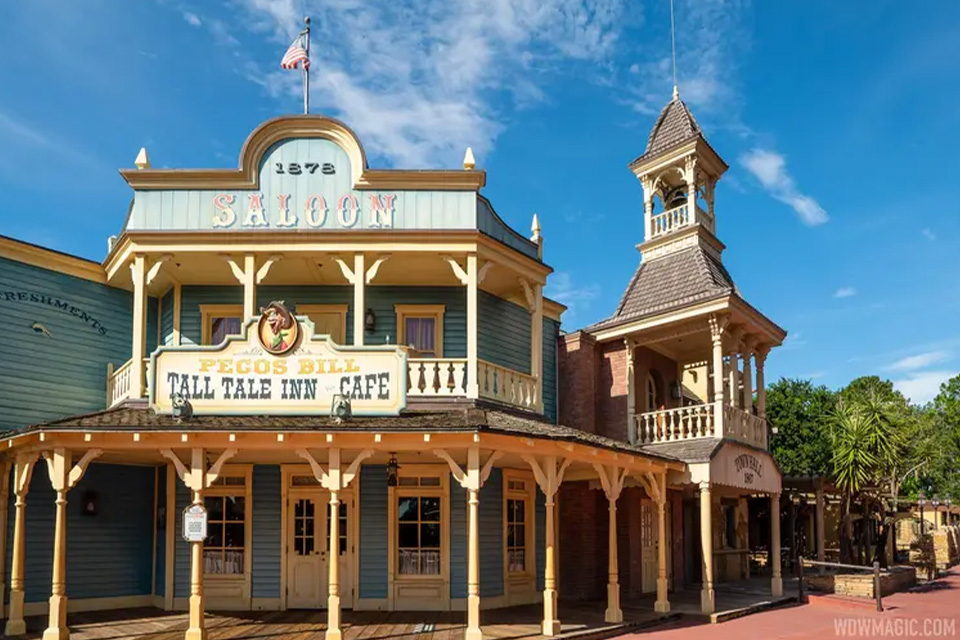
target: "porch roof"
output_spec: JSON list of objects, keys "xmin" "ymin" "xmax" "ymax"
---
[{"xmin": 6, "ymin": 402, "xmax": 684, "ymax": 465}]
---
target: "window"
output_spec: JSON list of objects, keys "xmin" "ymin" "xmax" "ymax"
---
[
  {"xmin": 397, "ymin": 495, "xmax": 442, "ymax": 575},
  {"xmin": 647, "ymin": 374, "xmax": 658, "ymax": 412},
  {"xmin": 395, "ymin": 305, "xmax": 444, "ymax": 358},
  {"xmin": 204, "ymin": 493, "xmax": 245, "ymax": 575},
  {"xmin": 297, "ymin": 304, "xmax": 348, "ymax": 345},
  {"xmin": 506, "ymin": 498, "xmax": 527, "ymax": 572},
  {"xmin": 200, "ymin": 304, "xmax": 244, "ymax": 345}
]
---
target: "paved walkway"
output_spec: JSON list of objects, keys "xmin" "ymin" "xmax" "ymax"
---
[{"xmin": 621, "ymin": 567, "xmax": 960, "ymax": 639}]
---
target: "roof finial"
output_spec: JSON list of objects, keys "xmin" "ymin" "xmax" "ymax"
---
[
  {"xmin": 531, "ymin": 213, "xmax": 541, "ymax": 241},
  {"xmin": 669, "ymin": 0, "xmax": 678, "ymax": 99},
  {"xmin": 134, "ymin": 147, "xmax": 150, "ymax": 170},
  {"xmin": 462, "ymin": 147, "xmax": 475, "ymax": 170}
]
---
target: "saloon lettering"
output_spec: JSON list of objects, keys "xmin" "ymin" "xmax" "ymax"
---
[{"xmin": 211, "ymin": 192, "xmax": 397, "ymax": 229}]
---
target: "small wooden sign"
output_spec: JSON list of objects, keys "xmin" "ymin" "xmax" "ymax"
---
[{"xmin": 182, "ymin": 504, "xmax": 208, "ymax": 542}]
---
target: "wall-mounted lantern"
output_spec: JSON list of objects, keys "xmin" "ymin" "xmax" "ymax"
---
[
  {"xmin": 365, "ymin": 308, "xmax": 376, "ymax": 332},
  {"xmin": 81, "ymin": 490, "xmax": 99, "ymax": 517},
  {"xmin": 387, "ymin": 454, "xmax": 400, "ymax": 487}
]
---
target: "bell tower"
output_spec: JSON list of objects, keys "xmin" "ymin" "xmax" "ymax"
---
[{"xmin": 628, "ymin": 88, "xmax": 728, "ymax": 261}]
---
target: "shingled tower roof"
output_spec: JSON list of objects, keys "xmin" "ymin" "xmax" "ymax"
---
[{"xmin": 634, "ymin": 90, "xmax": 702, "ymax": 164}]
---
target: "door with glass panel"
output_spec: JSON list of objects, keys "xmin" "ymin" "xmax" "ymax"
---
[
  {"xmin": 287, "ymin": 493, "xmax": 327, "ymax": 608},
  {"xmin": 641, "ymin": 499, "xmax": 657, "ymax": 592}
]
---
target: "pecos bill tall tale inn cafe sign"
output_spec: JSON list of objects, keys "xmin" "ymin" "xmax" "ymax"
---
[{"xmin": 151, "ymin": 301, "xmax": 407, "ymax": 416}]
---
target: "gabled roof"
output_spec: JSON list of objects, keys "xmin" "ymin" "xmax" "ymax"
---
[
  {"xmin": 633, "ymin": 95, "xmax": 702, "ymax": 165},
  {"xmin": 587, "ymin": 246, "xmax": 736, "ymax": 332}
]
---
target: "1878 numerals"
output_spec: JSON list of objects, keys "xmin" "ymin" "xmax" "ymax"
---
[{"xmin": 275, "ymin": 162, "xmax": 335, "ymax": 175}]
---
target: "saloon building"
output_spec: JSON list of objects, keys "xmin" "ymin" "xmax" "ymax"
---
[{"xmin": 0, "ymin": 89, "xmax": 785, "ymax": 640}]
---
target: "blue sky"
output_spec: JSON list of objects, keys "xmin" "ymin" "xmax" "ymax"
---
[{"xmin": 2, "ymin": 1, "xmax": 959, "ymax": 403}]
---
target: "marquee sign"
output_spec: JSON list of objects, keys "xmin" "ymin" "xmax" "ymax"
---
[
  {"xmin": 709, "ymin": 443, "xmax": 781, "ymax": 494},
  {"xmin": 150, "ymin": 302, "xmax": 407, "ymax": 416}
]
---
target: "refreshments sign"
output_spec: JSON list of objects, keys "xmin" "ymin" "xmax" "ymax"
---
[{"xmin": 151, "ymin": 301, "xmax": 407, "ymax": 416}]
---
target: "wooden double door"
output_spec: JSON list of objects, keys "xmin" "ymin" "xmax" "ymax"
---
[
  {"xmin": 641, "ymin": 498, "xmax": 673, "ymax": 593},
  {"xmin": 286, "ymin": 490, "xmax": 354, "ymax": 609}
]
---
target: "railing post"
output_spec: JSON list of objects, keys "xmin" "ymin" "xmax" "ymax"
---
[
  {"xmin": 873, "ymin": 561, "xmax": 882, "ymax": 612},
  {"xmin": 797, "ymin": 554, "xmax": 805, "ymax": 603}
]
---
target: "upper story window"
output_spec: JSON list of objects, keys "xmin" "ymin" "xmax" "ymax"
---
[
  {"xmin": 395, "ymin": 305, "xmax": 444, "ymax": 358},
  {"xmin": 201, "ymin": 304, "xmax": 244, "ymax": 345},
  {"xmin": 297, "ymin": 304, "xmax": 347, "ymax": 345}
]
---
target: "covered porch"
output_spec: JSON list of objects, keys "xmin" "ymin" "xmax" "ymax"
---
[{"xmin": 10, "ymin": 603, "xmax": 677, "ymax": 640}]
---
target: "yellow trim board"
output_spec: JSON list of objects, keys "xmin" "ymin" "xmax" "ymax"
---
[{"xmin": 0, "ymin": 235, "xmax": 107, "ymax": 284}]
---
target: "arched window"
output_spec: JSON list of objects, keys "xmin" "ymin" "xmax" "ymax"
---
[{"xmin": 646, "ymin": 373, "xmax": 658, "ymax": 412}]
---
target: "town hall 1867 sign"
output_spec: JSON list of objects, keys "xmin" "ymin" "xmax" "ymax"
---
[{"xmin": 151, "ymin": 302, "xmax": 407, "ymax": 416}]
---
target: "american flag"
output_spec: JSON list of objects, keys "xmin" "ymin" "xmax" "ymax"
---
[{"xmin": 281, "ymin": 36, "xmax": 310, "ymax": 70}]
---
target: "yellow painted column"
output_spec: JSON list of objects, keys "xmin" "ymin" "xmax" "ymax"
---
[
  {"xmin": 625, "ymin": 340, "xmax": 636, "ymax": 444},
  {"xmin": 530, "ymin": 283, "xmax": 544, "ymax": 412},
  {"xmin": 770, "ymin": 493, "xmax": 783, "ymax": 597},
  {"xmin": 465, "ymin": 485, "xmax": 482, "ymax": 640},
  {"xmin": 816, "ymin": 488, "xmax": 825, "ymax": 574},
  {"xmin": 543, "ymin": 491, "xmax": 560, "ymax": 636},
  {"xmin": 131, "ymin": 254, "xmax": 148, "ymax": 398},
  {"xmin": 699, "ymin": 482, "xmax": 714, "ymax": 615},
  {"xmin": 0, "ymin": 460, "xmax": 9, "ymax": 621},
  {"xmin": 466, "ymin": 254, "xmax": 478, "ymax": 398},
  {"xmin": 353, "ymin": 253, "xmax": 365, "ymax": 346},
  {"xmin": 42, "ymin": 450, "xmax": 70, "ymax": 640},
  {"xmin": 5, "ymin": 456, "xmax": 36, "ymax": 637},
  {"xmin": 326, "ymin": 489, "xmax": 342, "ymax": 640},
  {"xmin": 655, "ymin": 499, "xmax": 670, "ymax": 613},
  {"xmin": 604, "ymin": 494, "xmax": 622, "ymax": 623},
  {"xmin": 185, "ymin": 447, "xmax": 207, "ymax": 640},
  {"xmin": 709, "ymin": 316, "xmax": 726, "ymax": 437},
  {"xmin": 242, "ymin": 254, "xmax": 256, "ymax": 320}
]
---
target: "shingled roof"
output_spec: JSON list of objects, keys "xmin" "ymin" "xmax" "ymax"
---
[
  {"xmin": 588, "ymin": 246, "xmax": 736, "ymax": 331},
  {"xmin": 633, "ymin": 94, "xmax": 702, "ymax": 164}
]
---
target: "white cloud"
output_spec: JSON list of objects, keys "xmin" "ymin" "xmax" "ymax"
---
[
  {"xmin": 833, "ymin": 286, "xmax": 857, "ymax": 299},
  {"xmin": 893, "ymin": 370, "xmax": 955, "ymax": 405},
  {"xmin": 232, "ymin": 0, "xmax": 626, "ymax": 167},
  {"xmin": 545, "ymin": 272, "xmax": 600, "ymax": 323},
  {"xmin": 739, "ymin": 148, "xmax": 829, "ymax": 226},
  {"xmin": 885, "ymin": 350, "xmax": 950, "ymax": 372},
  {"xmin": 182, "ymin": 11, "xmax": 202, "ymax": 27},
  {"xmin": 922, "ymin": 227, "xmax": 936, "ymax": 241}
]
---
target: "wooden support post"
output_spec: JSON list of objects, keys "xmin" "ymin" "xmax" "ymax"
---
[
  {"xmin": 699, "ymin": 482, "xmax": 714, "ymax": 614},
  {"xmin": 655, "ymin": 476, "xmax": 670, "ymax": 613},
  {"xmin": 524, "ymin": 455, "xmax": 570, "ymax": 636},
  {"xmin": 709, "ymin": 315, "xmax": 727, "ymax": 437},
  {"xmin": 466, "ymin": 254, "xmax": 478, "ymax": 398},
  {"xmin": 771, "ymin": 493, "xmax": 783, "ymax": 597},
  {"xmin": 5, "ymin": 454, "xmax": 38, "ymax": 637},
  {"xmin": 816, "ymin": 487, "xmax": 825, "ymax": 574},
  {"xmin": 131, "ymin": 254, "xmax": 147, "ymax": 398},
  {"xmin": 327, "ymin": 450, "xmax": 342, "ymax": 640},
  {"xmin": 353, "ymin": 253, "xmax": 365, "ymax": 346},
  {"xmin": 625, "ymin": 340, "xmax": 636, "ymax": 444},
  {"xmin": 172, "ymin": 282, "xmax": 182, "ymax": 346},
  {"xmin": 41, "ymin": 448, "xmax": 102, "ymax": 640},
  {"xmin": 594, "ymin": 464, "xmax": 627, "ymax": 622}
]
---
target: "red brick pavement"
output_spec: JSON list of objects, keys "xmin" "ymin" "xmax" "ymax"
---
[{"xmin": 621, "ymin": 567, "xmax": 960, "ymax": 640}]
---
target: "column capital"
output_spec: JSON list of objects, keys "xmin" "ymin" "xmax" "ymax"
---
[
  {"xmin": 708, "ymin": 314, "xmax": 729, "ymax": 343},
  {"xmin": 755, "ymin": 344, "xmax": 771, "ymax": 364},
  {"xmin": 743, "ymin": 335, "xmax": 759, "ymax": 356},
  {"xmin": 698, "ymin": 481, "xmax": 711, "ymax": 493}
]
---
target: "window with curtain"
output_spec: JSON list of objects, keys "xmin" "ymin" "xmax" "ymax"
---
[
  {"xmin": 397, "ymin": 495, "xmax": 442, "ymax": 575},
  {"xmin": 403, "ymin": 317, "xmax": 437, "ymax": 357},
  {"xmin": 204, "ymin": 488, "xmax": 246, "ymax": 575},
  {"xmin": 506, "ymin": 497, "xmax": 527, "ymax": 572},
  {"xmin": 210, "ymin": 317, "xmax": 242, "ymax": 345}
]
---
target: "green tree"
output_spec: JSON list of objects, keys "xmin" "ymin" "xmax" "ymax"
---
[{"xmin": 767, "ymin": 378, "xmax": 836, "ymax": 477}]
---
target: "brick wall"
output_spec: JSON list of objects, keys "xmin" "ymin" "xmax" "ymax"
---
[
  {"xmin": 671, "ymin": 490, "xmax": 684, "ymax": 586},
  {"xmin": 617, "ymin": 487, "xmax": 645, "ymax": 598},
  {"xmin": 597, "ymin": 341, "xmax": 628, "ymax": 441},
  {"xmin": 558, "ymin": 331, "xmax": 597, "ymax": 434},
  {"xmin": 558, "ymin": 481, "xmax": 607, "ymax": 601}
]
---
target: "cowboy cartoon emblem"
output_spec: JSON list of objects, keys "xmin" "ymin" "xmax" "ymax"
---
[{"xmin": 257, "ymin": 301, "xmax": 299, "ymax": 355}]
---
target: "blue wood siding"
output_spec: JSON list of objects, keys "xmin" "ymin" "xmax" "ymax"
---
[
  {"xmin": 365, "ymin": 286, "xmax": 465, "ymax": 355},
  {"xmin": 173, "ymin": 479, "xmax": 190, "ymax": 598},
  {"xmin": 4, "ymin": 463, "xmax": 153, "ymax": 602},
  {"xmin": 252, "ymin": 465, "xmax": 282, "ymax": 599},
  {"xmin": 358, "ymin": 465, "xmax": 388, "ymax": 599},
  {"xmin": 160, "ymin": 289, "xmax": 175, "ymax": 346},
  {"xmin": 536, "ymin": 491, "xmax": 545, "ymax": 591},
  {"xmin": 478, "ymin": 291, "xmax": 530, "ymax": 374},
  {"xmin": 542, "ymin": 318, "xmax": 560, "ymax": 423},
  {"xmin": 0, "ymin": 257, "xmax": 133, "ymax": 430},
  {"xmin": 155, "ymin": 465, "xmax": 166, "ymax": 596},
  {"xmin": 450, "ymin": 469, "xmax": 503, "ymax": 599}
]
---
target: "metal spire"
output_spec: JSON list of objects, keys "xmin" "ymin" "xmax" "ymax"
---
[{"xmin": 669, "ymin": 0, "xmax": 678, "ymax": 98}]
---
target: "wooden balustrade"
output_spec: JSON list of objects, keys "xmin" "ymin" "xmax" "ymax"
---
[
  {"xmin": 722, "ymin": 403, "xmax": 768, "ymax": 448},
  {"xmin": 106, "ymin": 358, "xmax": 149, "ymax": 407},
  {"xmin": 477, "ymin": 359, "xmax": 539, "ymax": 410},
  {"xmin": 649, "ymin": 203, "xmax": 710, "ymax": 238},
  {"xmin": 406, "ymin": 358, "xmax": 468, "ymax": 397},
  {"xmin": 635, "ymin": 404, "xmax": 715, "ymax": 443}
]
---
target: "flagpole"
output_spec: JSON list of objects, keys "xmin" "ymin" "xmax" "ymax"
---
[{"xmin": 303, "ymin": 16, "xmax": 310, "ymax": 115}]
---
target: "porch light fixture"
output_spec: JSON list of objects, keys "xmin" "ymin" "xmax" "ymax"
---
[
  {"xmin": 386, "ymin": 454, "xmax": 400, "ymax": 487},
  {"xmin": 364, "ymin": 308, "xmax": 376, "ymax": 332},
  {"xmin": 918, "ymin": 491, "xmax": 927, "ymax": 537},
  {"xmin": 81, "ymin": 490, "xmax": 98, "ymax": 517}
]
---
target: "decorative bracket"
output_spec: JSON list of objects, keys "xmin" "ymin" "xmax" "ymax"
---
[
  {"xmin": 435, "ymin": 448, "xmax": 502, "ymax": 491},
  {"xmin": 333, "ymin": 256, "xmax": 359, "ymax": 284},
  {"xmin": 296, "ymin": 448, "xmax": 374, "ymax": 491},
  {"xmin": 477, "ymin": 260, "xmax": 494, "ymax": 285},
  {"xmin": 256, "ymin": 254, "xmax": 283, "ymax": 284},
  {"xmin": 442, "ymin": 255, "xmax": 469, "ymax": 285},
  {"xmin": 13, "ymin": 453, "xmax": 39, "ymax": 497},
  {"xmin": 145, "ymin": 255, "xmax": 174, "ymax": 286},
  {"xmin": 593, "ymin": 464, "xmax": 627, "ymax": 503},
  {"xmin": 43, "ymin": 448, "xmax": 103, "ymax": 492},
  {"xmin": 365, "ymin": 254, "xmax": 391, "ymax": 284},
  {"xmin": 522, "ymin": 455, "xmax": 571, "ymax": 499}
]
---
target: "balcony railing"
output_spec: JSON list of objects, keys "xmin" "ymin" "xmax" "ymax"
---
[
  {"xmin": 634, "ymin": 402, "xmax": 767, "ymax": 448},
  {"xmin": 106, "ymin": 358, "xmax": 149, "ymax": 408},
  {"xmin": 477, "ymin": 359, "xmax": 539, "ymax": 411},
  {"xmin": 407, "ymin": 358, "xmax": 468, "ymax": 397},
  {"xmin": 649, "ymin": 203, "xmax": 710, "ymax": 239},
  {"xmin": 108, "ymin": 355, "xmax": 541, "ymax": 413},
  {"xmin": 636, "ymin": 404, "xmax": 715, "ymax": 443}
]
